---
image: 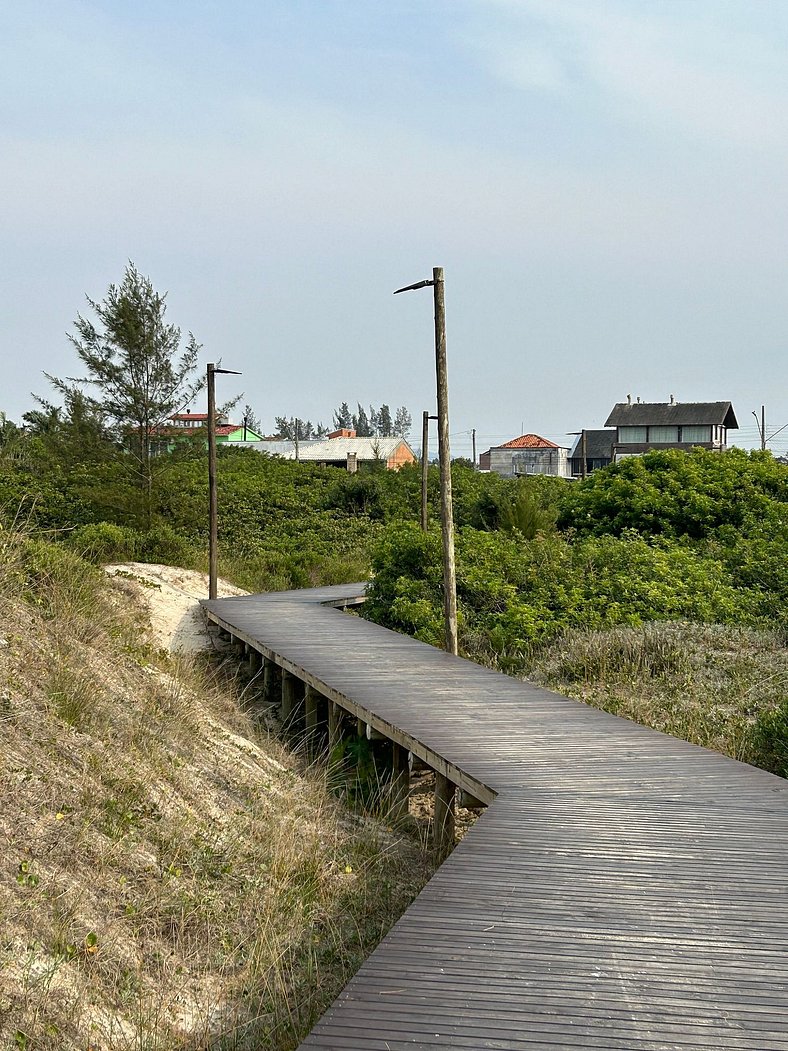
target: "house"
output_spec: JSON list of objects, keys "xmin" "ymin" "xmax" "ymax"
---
[
  {"xmin": 605, "ymin": 398, "xmax": 738, "ymax": 461},
  {"xmin": 167, "ymin": 411, "xmax": 264, "ymax": 443},
  {"xmin": 568, "ymin": 429, "xmax": 615, "ymax": 478},
  {"xmin": 242, "ymin": 428, "xmax": 416, "ymax": 471},
  {"xmin": 479, "ymin": 434, "xmax": 570, "ymax": 478}
]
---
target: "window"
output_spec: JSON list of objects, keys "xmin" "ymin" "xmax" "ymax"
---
[
  {"xmin": 681, "ymin": 425, "xmax": 711, "ymax": 443},
  {"xmin": 618, "ymin": 426, "xmax": 647, "ymax": 443},
  {"xmin": 649, "ymin": 426, "xmax": 679, "ymax": 443}
]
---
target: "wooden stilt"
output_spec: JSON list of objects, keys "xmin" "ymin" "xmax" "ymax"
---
[
  {"xmin": 434, "ymin": 772, "xmax": 456, "ymax": 861},
  {"xmin": 281, "ymin": 670, "xmax": 297, "ymax": 725},
  {"xmin": 328, "ymin": 701, "xmax": 342, "ymax": 750},
  {"xmin": 304, "ymin": 685, "xmax": 327, "ymax": 757},
  {"xmin": 262, "ymin": 659, "xmax": 276, "ymax": 705},
  {"xmin": 389, "ymin": 743, "xmax": 410, "ymax": 823}
]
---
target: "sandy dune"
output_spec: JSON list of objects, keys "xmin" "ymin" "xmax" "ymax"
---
[{"xmin": 105, "ymin": 563, "xmax": 247, "ymax": 652}]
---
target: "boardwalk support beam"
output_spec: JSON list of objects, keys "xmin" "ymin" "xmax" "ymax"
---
[
  {"xmin": 389, "ymin": 743, "xmax": 410, "ymax": 823},
  {"xmin": 434, "ymin": 772, "xmax": 455, "ymax": 860}
]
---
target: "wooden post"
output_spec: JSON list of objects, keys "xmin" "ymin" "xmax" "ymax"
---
[
  {"xmin": 472, "ymin": 427, "xmax": 477, "ymax": 469},
  {"xmin": 281, "ymin": 670, "xmax": 298, "ymax": 726},
  {"xmin": 433, "ymin": 772, "xmax": 456, "ymax": 861},
  {"xmin": 389, "ymin": 743, "xmax": 410, "ymax": 823},
  {"xmin": 207, "ymin": 362, "xmax": 240, "ymax": 599},
  {"xmin": 328, "ymin": 700, "xmax": 342, "ymax": 752},
  {"xmin": 327, "ymin": 700, "xmax": 345, "ymax": 776},
  {"xmin": 304, "ymin": 685, "xmax": 327, "ymax": 756},
  {"xmin": 207, "ymin": 363, "xmax": 218, "ymax": 600},
  {"xmin": 581, "ymin": 428, "xmax": 588, "ymax": 480},
  {"xmin": 262, "ymin": 659, "xmax": 274, "ymax": 705},
  {"xmin": 433, "ymin": 268, "xmax": 458, "ymax": 656},
  {"xmin": 762, "ymin": 405, "xmax": 766, "ymax": 451},
  {"xmin": 421, "ymin": 410, "xmax": 429, "ymax": 531}
]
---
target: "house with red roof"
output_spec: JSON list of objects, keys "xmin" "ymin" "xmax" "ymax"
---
[
  {"xmin": 167, "ymin": 411, "xmax": 263, "ymax": 443},
  {"xmin": 478, "ymin": 433, "xmax": 570, "ymax": 478}
]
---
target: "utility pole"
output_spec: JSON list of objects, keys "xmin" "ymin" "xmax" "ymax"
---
[
  {"xmin": 421, "ymin": 411, "xmax": 429, "ymax": 532},
  {"xmin": 421, "ymin": 411, "xmax": 438, "ymax": 531},
  {"xmin": 472, "ymin": 428, "xmax": 477, "ymax": 469},
  {"xmin": 752, "ymin": 406, "xmax": 788, "ymax": 451},
  {"xmin": 581, "ymin": 428, "xmax": 588, "ymax": 479},
  {"xmin": 208, "ymin": 363, "xmax": 241, "ymax": 600},
  {"xmin": 294, "ymin": 418, "xmax": 300, "ymax": 461},
  {"xmin": 395, "ymin": 267, "xmax": 458, "ymax": 655}
]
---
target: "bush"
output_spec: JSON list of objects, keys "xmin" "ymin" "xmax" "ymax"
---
[
  {"xmin": 138, "ymin": 524, "xmax": 194, "ymax": 566},
  {"xmin": 68, "ymin": 522, "xmax": 141, "ymax": 564},
  {"xmin": 748, "ymin": 702, "xmax": 788, "ymax": 777}
]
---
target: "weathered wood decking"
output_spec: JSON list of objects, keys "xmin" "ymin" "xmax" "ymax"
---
[{"xmin": 203, "ymin": 585, "xmax": 788, "ymax": 1050}]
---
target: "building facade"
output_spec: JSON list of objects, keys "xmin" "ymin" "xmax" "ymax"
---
[{"xmin": 605, "ymin": 399, "xmax": 738, "ymax": 461}]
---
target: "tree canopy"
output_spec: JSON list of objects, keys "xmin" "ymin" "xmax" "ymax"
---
[{"xmin": 45, "ymin": 263, "xmax": 205, "ymax": 522}]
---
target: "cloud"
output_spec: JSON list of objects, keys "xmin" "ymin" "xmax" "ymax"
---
[{"xmin": 462, "ymin": 0, "xmax": 788, "ymax": 151}]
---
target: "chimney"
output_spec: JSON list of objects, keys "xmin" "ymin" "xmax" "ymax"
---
[
  {"xmin": 627, "ymin": 394, "xmax": 632, "ymax": 406},
  {"xmin": 636, "ymin": 396, "xmax": 641, "ymax": 404},
  {"xmin": 669, "ymin": 394, "xmax": 675, "ymax": 405}
]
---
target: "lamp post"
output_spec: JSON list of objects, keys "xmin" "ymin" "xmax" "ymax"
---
[
  {"xmin": 568, "ymin": 430, "xmax": 588, "ymax": 479},
  {"xmin": 751, "ymin": 407, "xmax": 788, "ymax": 451},
  {"xmin": 207, "ymin": 363, "xmax": 241, "ymax": 600},
  {"xmin": 394, "ymin": 268, "xmax": 458, "ymax": 656},
  {"xmin": 420, "ymin": 411, "xmax": 438, "ymax": 532}
]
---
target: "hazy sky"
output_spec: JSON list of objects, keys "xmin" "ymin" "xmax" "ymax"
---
[{"xmin": 3, "ymin": 0, "xmax": 788, "ymax": 457}]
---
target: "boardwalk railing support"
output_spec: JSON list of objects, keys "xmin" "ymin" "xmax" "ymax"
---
[
  {"xmin": 389, "ymin": 743, "xmax": 410, "ymax": 823},
  {"xmin": 262, "ymin": 659, "xmax": 279, "ymax": 706},
  {"xmin": 281, "ymin": 670, "xmax": 304, "ymax": 731},
  {"xmin": 434, "ymin": 772, "xmax": 456, "ymax": 861},
  {"xmin": 327, "ymin": 700, "xmax": 345, "ymax": 769},
  {"xmin": 304, "ymin": 685, "xmax": 328, "ymax": 758}
]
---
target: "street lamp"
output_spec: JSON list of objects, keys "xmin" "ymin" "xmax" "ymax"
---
[
  {"xmin": 207, "ymin": 362, "xmax": 241, "ymax": 600},
  {"xmin": 567, "ymin": 430, "xmax": 588, "ymax": 479},
  {"xmin": 394, "ymin": 267, "xmax": 458, "ymax": 656}
]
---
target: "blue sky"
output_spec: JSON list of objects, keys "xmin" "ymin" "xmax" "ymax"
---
[{"xmin": 3, "ymin": 0, "xmax": 788, "ymax": 455}]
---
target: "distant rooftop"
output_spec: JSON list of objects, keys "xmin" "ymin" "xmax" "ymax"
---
[
  {"xmin": 499, "ymin": 433, "xmax": 560, "ymax": 450},
  {"xmin": 606, "ymin": 401, "xmax": 738, "ymax": 429}
]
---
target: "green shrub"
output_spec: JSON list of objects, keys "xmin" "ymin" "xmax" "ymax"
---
[
  {"xmin": 138, "ymin": 524, "xmax": 194, "ymax": 566},
  {"xmin": 68, "ymin": 522, "xmax": 141, "ymax": 564},
  {"xmin": 748, "ymin": 702, "xmax": 788, "ymax": 777}
]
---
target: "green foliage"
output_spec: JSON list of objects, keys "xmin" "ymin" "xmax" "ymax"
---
[
  {"xmin": 558, "ymin": 447, "xmax": 788, "ymax": 540},
  {"xmin": 68, "ymin": 522, "xmax": 140, "ymax": 563},
  {"xmin": 750, "ymin": 701, "xmax": 788, "ymax": 777},
  {"xmin": 364, "ymin": 521, "xmax": 765, "ymax": 670},
  {"xmin": 41, "ymin": 263, "xmax": 205, "ymax": 527}
]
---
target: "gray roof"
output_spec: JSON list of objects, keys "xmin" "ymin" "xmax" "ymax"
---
[
  {"xmin": 605, "ymin": 401, "xmax": 738, "ymax": 429},
  {"xmin": 299, "ymin": 437, "xmax": 412, "ymax": 462},
  {"xmin": 236, "ymin": 437, "xmax": 413, "ymax": 462},
  {"xmin": 569, "ymin": 429, "xmax": 615, "ymax": 459}
]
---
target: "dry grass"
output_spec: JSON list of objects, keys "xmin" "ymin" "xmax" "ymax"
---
[
  {"xmin": 527, "ymin": 622, "xmax": 788, "ymax": 767},
  {"xmin": 0, "ymin": 528, "xmax": 432, "ymax": 1050}
]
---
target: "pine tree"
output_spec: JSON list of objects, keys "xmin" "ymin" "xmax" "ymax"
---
[
  {"xmin": 242, "ymin": 404, "xmax": 261, "ymax": 436},
  {"xmin": 353, "ymin": 403, "xmax": 373, "ymax": 437},
  {"xmin": 48, "ymin": 263, "xmax": 204, "ymax": 524},
  {"xmin": 333, "ymin": 402, "xmax": 353, "ymax": 429},
  {"xmin": 393, "ymin": 406, "xmax": 412, "ymax": 438},
  {"xmin": 377, "ymin": 404, "xmax": 393, "ymax": 437}
]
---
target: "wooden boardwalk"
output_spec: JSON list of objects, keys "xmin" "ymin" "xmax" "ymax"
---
[{"xmin": 203, "ymin": 585, "xmax": 788, "ymax": 1050}]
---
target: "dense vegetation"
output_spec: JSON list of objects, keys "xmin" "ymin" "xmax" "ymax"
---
[{"xmin": 3, "ymin": 389, "xmax": 787, "ymax": 780}]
